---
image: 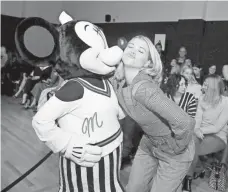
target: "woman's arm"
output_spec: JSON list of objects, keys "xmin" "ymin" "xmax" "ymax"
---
[
  {"xmin": 133, "ymin": 81, "xmax": 195, "ymax": 135},
  {"xmin": 193, "ymin": 100, "xmax": 204, "ymax": 139}
]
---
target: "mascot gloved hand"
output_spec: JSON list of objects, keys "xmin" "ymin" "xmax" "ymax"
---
[{"xmin": 62, "ymin": 134, "xmax": 102, "ymax": 167}]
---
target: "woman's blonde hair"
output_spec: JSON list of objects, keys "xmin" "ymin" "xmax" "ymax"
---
[
  {"xmin": 180, "ymin": 64, "xmax": 198, "ymax": 84},
  {"xmin": 136, "ymin": 36, "xmax": 163, "ymax": 82},
  {"xmin": 115, "ymin": 35, "xmax": 163, "ymax": 83},
  {"xmin": 202, "ymin": 74, "xmax": 225, "ymax": 107}
]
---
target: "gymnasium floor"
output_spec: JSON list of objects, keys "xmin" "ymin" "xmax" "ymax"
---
[{"xmin": 1, "ymin": 96, "xmax": 226, "ymax": 192}]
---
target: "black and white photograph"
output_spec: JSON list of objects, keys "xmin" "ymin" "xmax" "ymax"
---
[{"xmin": 1, "ymin": 1, "xmax": 228, "ymax": 192}]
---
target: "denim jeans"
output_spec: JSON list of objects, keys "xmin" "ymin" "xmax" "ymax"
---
[{"xmin": 126, "ymin": 135, "xmax": 195, "ymax": 192}]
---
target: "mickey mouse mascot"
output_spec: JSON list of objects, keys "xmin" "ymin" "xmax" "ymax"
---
[{"xmin": 15, "ymin": 11, "xmax": 125, "ymax": 192}]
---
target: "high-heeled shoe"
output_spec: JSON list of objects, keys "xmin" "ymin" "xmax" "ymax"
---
[{"xmin": 182, "ymin": 175, "xmax": 192, "ymax": 192}]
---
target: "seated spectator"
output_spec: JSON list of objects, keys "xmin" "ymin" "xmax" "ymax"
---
[
  {"xmin": 13, "ymin": 59, "xmax": 34, "ymax": 98},
  {"xmin": 21, "ymin": 62, "xmax": 52, "ymax": 107},
  {"xmin": 160, "ymin": 67, "xmax": 169, "ymax": 87},
  {"xmin": 222, "ymin": 64, "xmax": 228, "ymax": 96},
  {"xmin": 181, "ymin": 64, "xmax": 202, "ymax": 100},
  {"xmin": 155, "ymin": 41, "xmax": 166, "ymax": 65},
  {"xmin": 1, "ymin": 48, "xmax": 11, "ymax": 95},
  {"xmin": 221, "ymin": 64, "xmax": 228, "ymax": 171},
  {"xmin": 1, "ymin": 50, "xmax": 20, "ymax": 96},
  {"xmin": 1, "ymin": 49, "xmax": 34, "ymax": 97},
  {"xmin": 193, "ymin": 63, "xmax": 204, "ymax": 85},
  {"xmin": 208, "ymin": 63, "xmax": 217, "ymax": 75},
  {"xmin": 37, "ymin": 73, "xmax": 64, "ymax": 110},
  {"xmin": 7, "ymin": 52, "xmax": 21, "ymax": 82},
  {"xmin": 1, "ymin": 46, "xmax": 8, "ymax": 68},
  {"xmin": 183, "ymin": 75, "xmax": 228, "ymax": 191},
  {"xmin": 169, "ymin": 59, "xmax": 181, "ymax": 75},
  {"xmin": 176, "ymin": 46, "xmax": 189, "ymax": 65},
  {"xmin": 162, "ymin": 74, "xmax": 197, "ymax": 118},
  {"xmin": 27, "ymin": 67, "xmax": 61, "ymax": 110},
  {"xmin": 184, "ymin": 59, "xmax": 192, "ymax": 67},
  {"xmin": 170, "ymin": 58, "xmax": 177, "ymax": 67}
]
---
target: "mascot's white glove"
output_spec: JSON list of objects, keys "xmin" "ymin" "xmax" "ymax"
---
[
  {"xmin": 80, "ymin": 46, "xmax": 123, "ymax": 75},
  {"xmin": 63, "ymin": 135, "xmax": 102, "ymax": 167}
]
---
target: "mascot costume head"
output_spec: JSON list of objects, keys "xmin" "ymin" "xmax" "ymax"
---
[
  {"xmin": 15, "ymin": 11, "xmax": 123, "ymax": 79},
  {"xmin": 17, "ymin": 11, "xmax": 126, "ymax": 192}
]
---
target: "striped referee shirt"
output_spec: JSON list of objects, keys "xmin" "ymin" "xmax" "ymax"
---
[{"xmin": 168, "ymin": 92, "xmax": 197, "ymax": 118}]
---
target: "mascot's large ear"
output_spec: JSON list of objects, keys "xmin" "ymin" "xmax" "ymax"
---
[{"xmin": 15, "ymin": 17, "xmax": 59, "ymax": 66}]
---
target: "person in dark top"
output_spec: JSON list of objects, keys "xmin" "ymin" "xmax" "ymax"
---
[
  {"xmin": 21, "ymin": 62, "xmax": 52, "ymax": 108},
  {"xmin": 176, "ymin": 46, "xmax": 189, "ymax": 65},
  {"xmin": 170, "ymin": 60, "xmax": 181, "ymax": 75},
  {"xmin": 155, "ymin": 41, "xmax": 166, "ymax": 66},
  {"xmin": 222, "ymin": 64, "xmax": 228, "ymax": 96},
  {"xmin": 220, "ymin": 63, "xmax": 228, "ymax": 190},
  {"xmin": 208, "ymin": 63, "xmax": 217, "ymax": 75},
  {"xmin": 1, "ymin": 51, "xmax": 27, "ymax": 96},
  {"xmin": 192, "ymin": 63, "xmax": 204, "ymax": 85},
  {"xmin": 1, "ymin": 46, "xmax": 8, "ymax": 68},
  {"xmin": 13, "ymin": 60, "xmax": 34, "ymax": 98},
  {"xmin": 1, "ymin": 49, "xmax": 13, "ymax": 96},
  {"xmin": 29, "ymin": 67, "xmax": 61, "ymax": 111}
]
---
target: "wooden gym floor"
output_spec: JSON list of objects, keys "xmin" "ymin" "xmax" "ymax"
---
[{"xmin": 1, "ymin": 96, "xmax": 227, "ymax": 192}]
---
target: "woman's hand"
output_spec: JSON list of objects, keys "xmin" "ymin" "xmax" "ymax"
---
[{"xmin": 195, "ymin": 128, "xmax": 204, "ymax": 140}]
